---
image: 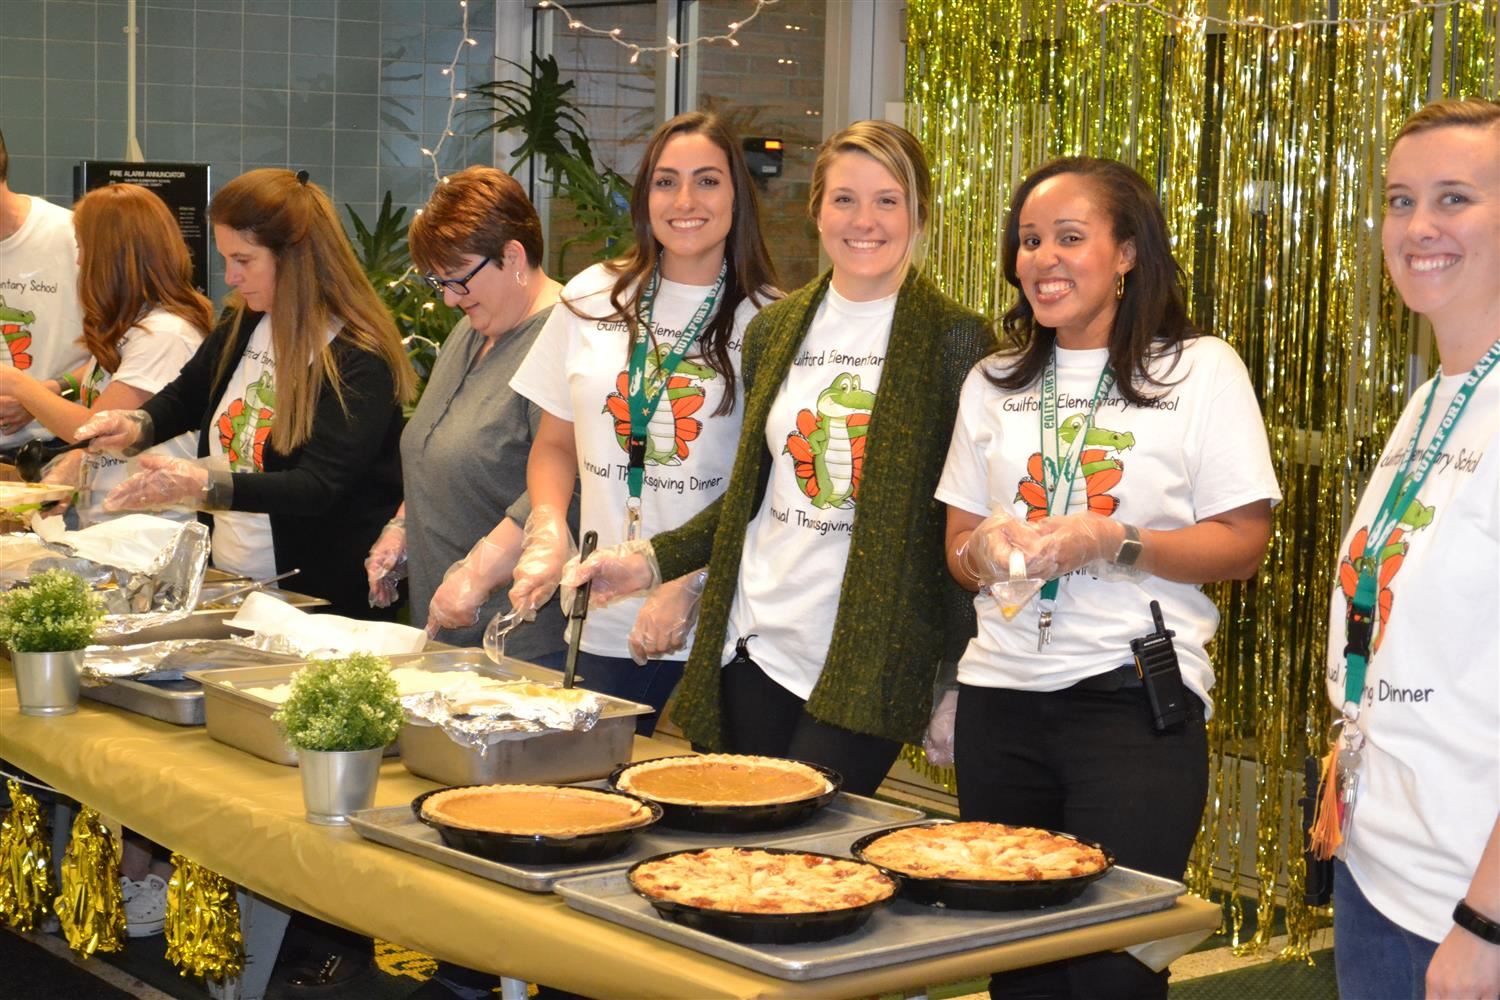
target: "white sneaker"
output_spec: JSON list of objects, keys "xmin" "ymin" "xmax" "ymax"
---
[{"xmin": 123, "ymin": 873, "xmax": 168, "ymax": 937}]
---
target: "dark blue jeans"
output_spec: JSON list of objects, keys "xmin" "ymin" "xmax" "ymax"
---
[
  {"xmin": 566, "ymin": 650, "xmax": 684, "ymax": 736},
  {"xmin": 1334, "ymin": 858, "xmax": 1439, "ymax": 1000}
]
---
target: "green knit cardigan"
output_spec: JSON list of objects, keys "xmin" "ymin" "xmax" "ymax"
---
[{"xmin": 653, "ymin": 268, "xmax": 997, "ymax": 748}]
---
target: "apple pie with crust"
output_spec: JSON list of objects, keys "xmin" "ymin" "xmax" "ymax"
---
[
  {"xmin": 860, "ymin": 823, "xmax": 1109, "ymax": 881},
  {"xmin": 420, "ymin": 784, "xmax": 654, "ymax": 838},
  {"xmin": 629, "ymin": 847, "xmax": 896, "ymax": 914},
  {"xmin": 615, "ymin": 754, "xmax": 832, "ymax": 807}
]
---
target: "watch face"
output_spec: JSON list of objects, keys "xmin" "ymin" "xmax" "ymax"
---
[{"xmin": 1115, "ymin": 528, "xmax": 1143, "ymax": 567}]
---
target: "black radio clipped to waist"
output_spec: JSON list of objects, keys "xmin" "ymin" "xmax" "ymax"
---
[{"xmin": 1130, "ymin": 600, "xmax": 1191, "ymax": 731}]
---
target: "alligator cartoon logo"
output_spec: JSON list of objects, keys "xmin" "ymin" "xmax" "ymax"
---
[
  {"xmin": 603, "ymin": 344, "xmax": 716, "ymax": 465},
  {"xmin": 784, "ymin": 372, "xmax": 876, "ymax": 510},
  {"xmin": 1016, "ymin": 413, "xmax": 1134, "ymax": 520},
  {"xmin": 1339, "ymin": 484, "xmax": 1435, "ymax": 653},
  {"xmin": 0, "ymin": 295, "xmax": 35, "ymax": 370},
  {"xmin": 217, "ymin": 372, "xmax": 276, "ymax": 471}
]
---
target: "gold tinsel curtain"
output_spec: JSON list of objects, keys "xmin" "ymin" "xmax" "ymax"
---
[{"xmin": 906, "ymin": 0, "xmax": 1497, "ymax": 958}]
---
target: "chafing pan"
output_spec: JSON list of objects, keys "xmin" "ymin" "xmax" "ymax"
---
[
  {"xmin": 626, "ymin": 847, "xmax": 896, "ymax": 944},
  {"xmin": 607, "ymin": 757, "xmax": 842, "ymax": 834},
  {"xmin": 410, "ymin": 785, "xmax": 662, "ymax": 866},
  {"xmin": 850, "ymin": 823, "xmax": 1116, "ymax": 911}
]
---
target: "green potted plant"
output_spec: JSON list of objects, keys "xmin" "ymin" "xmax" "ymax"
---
[
  {"xmin": 0, "ymin": 569, "xmax": 103, "ymax": 716},
  {"xmin": 271, "ymin": 653, "xmax": 403, "ymax": 825}
]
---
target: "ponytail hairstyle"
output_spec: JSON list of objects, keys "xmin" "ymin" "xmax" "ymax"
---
[
  {"xmin": 209, "ymin": 168, "xmax": 415, "ymax": 452},
  {"xmin": 74, "ymin": 183, "xmax": 213, "ymax": 372},
  {"xmin": 569, "ymin": 111, "xmax": 778, "ymax": 416}
]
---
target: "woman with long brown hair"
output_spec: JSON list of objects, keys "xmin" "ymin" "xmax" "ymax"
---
[
  {"xmin": 0, "ymin": 182, "xmax": 209, "ymax": 524},
  {"xmin": 78, "ymin": 168, "xmax": 415, "ymax": 618}
]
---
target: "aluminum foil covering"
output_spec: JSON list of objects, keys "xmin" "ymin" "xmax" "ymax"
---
[
  {"xmin": 80, "ymin": 638, "xmax": 298, "ymax": 686},
  {"xmin": 0, "ymin": 519, "xmax": 211, "ymax": 636},
  {"xmin": 402, "ymin": 681, "xmax": 605, "ymax": 753}
]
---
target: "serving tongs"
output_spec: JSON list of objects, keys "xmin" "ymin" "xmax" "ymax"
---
[
  {"xmin": 198, "ymin": 568, "xmax": 300, "ymax": 607},
  {"xmin": 562, "ymin": 530, "xmax": 599, "ymax": 689}
]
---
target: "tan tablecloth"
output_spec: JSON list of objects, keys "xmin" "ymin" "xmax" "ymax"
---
[{"xmin": 0, "ymin": 662, "xmax": 1220, "ymax": 999}]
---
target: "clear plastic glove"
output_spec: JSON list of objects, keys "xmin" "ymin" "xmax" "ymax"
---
[
  {"xmin": 504, "ymin": 506, "xmax": 574, "ymax": 619},
  {"xmin": 1029, "ymin": 512, "xmax": 1129, "ymax": 581},
  {"xmin": 561, "ymin": 539, "xmax": 661, "ymax": 609},
  {"xmin": 74, "ymin": 409, "xmax": 153, "ymax": 456},
  {"xmin": 626, "ymin": 568, "xmax": 707, "ymax": 666},
  {"xmin": 923, "ymin": 688, "xmax": 959, "ymax": 768},
  {"xmin": 365, "ymin": 517, "xmax": 407, "ymax": 608},
  {"xmin": 37, "ymin": 448, "xmax": 85, "ymax": 516},
  {"xmin": 958, "ymin": 509, "xmax": 1046, "ymax": 586},
  {"xmin": 428, "ymin": 525, "xmax": 523, "ymax": 634},
  {"xmin": 104, "ymin": 454, "xmax": 232, "ymax": 512}
]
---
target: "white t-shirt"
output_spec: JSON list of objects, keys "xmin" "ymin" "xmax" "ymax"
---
[
  {"xmin": 725, "ymin": 287, "xmax": 894, "ymax": 698},
  {"xmin": 1325, "ymin": 368, "xmax": 1500, "ymax": 943},
  {"xmin": 0, "ymin": 196, "xmax": 88, "ymax": 447},
  {"xmin": 207, "ymin": 315, "xmax": 277, "ymax": 580},
  {"xmin": 511, "ymin": 263, "xmax": 763, "ymax": 658},
  {"xmin": 77, "ymin": 308, "xmax": 201, "ymax": 526},
  {"xmin": 936, "ymin": 337, "xmax": 1281, "ymax": 711}
]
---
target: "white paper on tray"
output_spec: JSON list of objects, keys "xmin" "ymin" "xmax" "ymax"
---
[
  {"xmin": 34, "ymin": 513, "xmax": 192, "ymax": 574},
  {"xmin": 228, "ymin": 590, "xmax": 427, "ymax": 657}
]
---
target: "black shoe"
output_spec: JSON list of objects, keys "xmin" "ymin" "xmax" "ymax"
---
[{"xmin": 279, "ymin": 950, "xmax": 372, "ymax": 994}]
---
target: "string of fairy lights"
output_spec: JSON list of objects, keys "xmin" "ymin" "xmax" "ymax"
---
[{"xmin": 537, "ymin": 0, "xmax": 779, "ymax": 63}]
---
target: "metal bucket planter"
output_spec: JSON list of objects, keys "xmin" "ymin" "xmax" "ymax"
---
[
  {"xmin": 12, "ymin": 649, "xmax": 83, "ymax": 716},
  {"xmin": 297, "ymin": 747, "xmax": 384, "ymax": 826}
]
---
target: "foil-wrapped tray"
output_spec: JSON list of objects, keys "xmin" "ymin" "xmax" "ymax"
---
[
  {"xmin": 79, "ymin": 640, "xmax": 303, "ymax": 725},
  {"xmin": 347, "ymin": 788, "xmax": 925, "ymax": 893},
  {"xmin": 553, "ymin": 827, "xmax": 1186, "ymax": 981}
]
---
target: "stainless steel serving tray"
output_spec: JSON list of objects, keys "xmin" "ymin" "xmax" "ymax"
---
[
  {"xmin": 347, "ymin": 788, "xmax": 925, "ymax": 894},
  {"xmin": 552, "ymin": 828, "xmax": 1186, "ymax": 981},
  {"xmin": 91, "ymin": 583, "xmax": 329, "ymax": 646}
]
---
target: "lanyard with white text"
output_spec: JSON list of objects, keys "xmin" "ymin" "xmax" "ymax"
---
[
  {"xmin": 1036, "ymin": 349, "xmax": 1116, "ymax": 649},
  {"xmin": 624, "ymin": 260, "xmax": 726, "ymax": 539}
]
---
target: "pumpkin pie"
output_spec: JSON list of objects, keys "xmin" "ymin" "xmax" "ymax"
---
[
  {"xmin": 615, "ymin": 754, "xmax": 832, "ymax": 807},
  {"xmin": 630, "ymin": 847, "xmax": 896, "ymax": 914},
  {"xmin": 859, "ymin": 822, "xmax": 1109, "ymax": 881},
  {"xmin": 420, "ymin": 784, "xmax": 654, "ymax": 838}
]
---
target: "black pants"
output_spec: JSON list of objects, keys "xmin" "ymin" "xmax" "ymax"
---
[
  {"xmin": 721, "ymin": 657, "xmax": 902, "ymax": 798},
  {"xmin": 955, "ymin": 683, "xmax": 1208, "ymax": 1000}
]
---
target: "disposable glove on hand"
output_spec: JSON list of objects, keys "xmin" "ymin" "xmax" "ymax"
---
[
  {"xmin": 922, "ymin": 688, "xmax": 959, "ymax": 768},
  {"xmin": 560, "ymin": 539, "xmax": 661, "ymax": 609},
  {"xmin": 37, "ymin": 448, "xmax": 86, "ymax": 515},
  {"xmin": 1028, "ymin": 512, "xmax": 1128, "ymax": 581},
  {"xmin": 365, "ymin": 518, "xmax": 407, "ymax": 608},
  {"xmin": 505, "ymin": 506, "xmax": 574, "ymax": 619},
  {"xmin": 103, "ymin": 454, "xmax": 231, "ymax": 512},
  {"xmin": 626, "ymin": 568, "xmax": 707, "ymax": 666},
  {"xmin": 428, "ymin": 523, "xmax": 523, "ymax": 633},
  {"xmin": 75, "ymin": 409, "xmax": 153, "ymax": 456},
  {"xmin": 958, "ymin": 509, "xmax": 1046, "ymax": 585}
]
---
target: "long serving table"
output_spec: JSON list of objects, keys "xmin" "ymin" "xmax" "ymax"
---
[{"xmin": 0, "ymin": 662, "xmax": 1221, "ymax": 999}]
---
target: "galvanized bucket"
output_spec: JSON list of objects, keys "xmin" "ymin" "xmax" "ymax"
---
[
  {"xmin": 12, "ymin": 649, "xmax": 83, "ymax": 716},
  {"xmin": 297, "ymin": 747, "xmax": 384, "ymax": 825}
]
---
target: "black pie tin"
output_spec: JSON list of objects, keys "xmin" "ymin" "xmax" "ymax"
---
[
  {"xmin": 850, "ymin": 823, "xmax": 1116, "ymax": 911},
  {"xmin": 627, "ymin": 846, "xmax": 897, "ymax": 944},
  {"xmin": 606, "ymin": 756, "xmax": 842, "ymax": 833},
  {"xmin": 412, "ymin": 784, "xmax": 662, "ymax": 865}
]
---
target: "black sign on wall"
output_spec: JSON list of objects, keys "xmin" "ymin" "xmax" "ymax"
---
[{"xmin": 73, "ymin": 161, "xmax": 212, "ymax": 297}]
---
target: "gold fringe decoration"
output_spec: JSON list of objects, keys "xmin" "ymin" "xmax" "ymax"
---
[
  {"xmin": 0, "ymin": 779, "xmax": 54, "ymax": 932},
  {"xmin": 164, "ymin": 853, "xmax": 244, "ymax": 982},
  {"xmin": 905, "ymin": 0, "xmax": 1498, "ymax": 961},
  {"xmin": 54, "ymin": 806, "xmax": 126, "ymax": 958}
]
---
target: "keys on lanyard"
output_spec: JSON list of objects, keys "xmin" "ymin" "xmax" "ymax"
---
[
  {"xmin": 624, "ymin": 496, "xmax": 643, "ymax": 542},
  {"xmin": 1037, "ymin": 607, "xmax": 1053, "ymax": 651},
  {"xmin": 1334, "ymin": 719, "xmax": 1365, "ymax": 851}
]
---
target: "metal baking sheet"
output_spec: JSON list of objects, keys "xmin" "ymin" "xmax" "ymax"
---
[
  {"xmin": 81, "ymin": 650, "xmax": 303, "ymax": 726},
  {"xmin": 348, "ymin": 792, "xmax": 926, "ymax": 894},
  {"xmin": 552, "ymin": 829, "xmax": 1186, "ymax": 981},
  {"xmin": 91, "ymin": 588, "xmax": 329, "ymax": 646}
]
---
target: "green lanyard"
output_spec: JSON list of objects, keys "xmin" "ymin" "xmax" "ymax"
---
[
  {"xmin": 1340, "ymin": 336, "xmax": 1500, "ymax": 717},
  {"xmin": 1035, "ymin": 349, "xmax": 1116, "ymax": 647},
  {"xmin": 624, "ymin": 260, "xmax": 726, "ymax": 539}
]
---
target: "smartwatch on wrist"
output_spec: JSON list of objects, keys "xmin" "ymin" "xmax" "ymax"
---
[
  {"xmin": 1113, "ymin": 523, "xmax": 1143, "ymax": 567},
  {"xmin": 1454, "ymin": 900, "xmax": 1500, "ymax": 945}
]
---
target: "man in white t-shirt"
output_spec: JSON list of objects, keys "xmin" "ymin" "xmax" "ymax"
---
[{"xmin": 0, "ymin": 128, "xmax": 88, "ymax": 452}]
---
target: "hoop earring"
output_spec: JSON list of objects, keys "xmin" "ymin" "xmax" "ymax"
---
[
  {"xmin": 514, "ymin": 269, "xmax": 528, "ymax": 288},
  {"xmin": 1115, "ymin": 272, "xmax": 1126, "ymax": 300}
]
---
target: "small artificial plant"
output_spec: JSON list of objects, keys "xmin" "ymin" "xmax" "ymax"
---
[
  {"xmin": 271, "ymin": 653, "xmax": 403, "ymax": 753},
  {"xmin": 0, "ymin": 569, "xmax": 104, "ymax": 652}
]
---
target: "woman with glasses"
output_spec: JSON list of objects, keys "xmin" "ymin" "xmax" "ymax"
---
[
  {"xmin": 77, "ymin": 168, "xmax": 413, "ymax": 620},
  {"xmin": 364, "ymin": 165, "xmax": 576, "ymax": 657}
]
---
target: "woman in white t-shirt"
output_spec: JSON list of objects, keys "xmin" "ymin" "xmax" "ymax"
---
[
  {"xmin": 935, "ymin": 158, "xmax": 1278, "ymax": 1000},
  {"xmin": 0, "ymin": 183, "xmax": 207, "ymax": 524},
  {"xmin": 500, "ymin": 112, "xmax": 776, "ymax": 732},
  {"xmin": 1320, "ymin": 98, "xmax": 1500, "ymax": 1000}
]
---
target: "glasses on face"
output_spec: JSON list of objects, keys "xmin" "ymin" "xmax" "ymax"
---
[{"xmin": 423, "ymin": 256, "xmax": 491, "ymax": 296}]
